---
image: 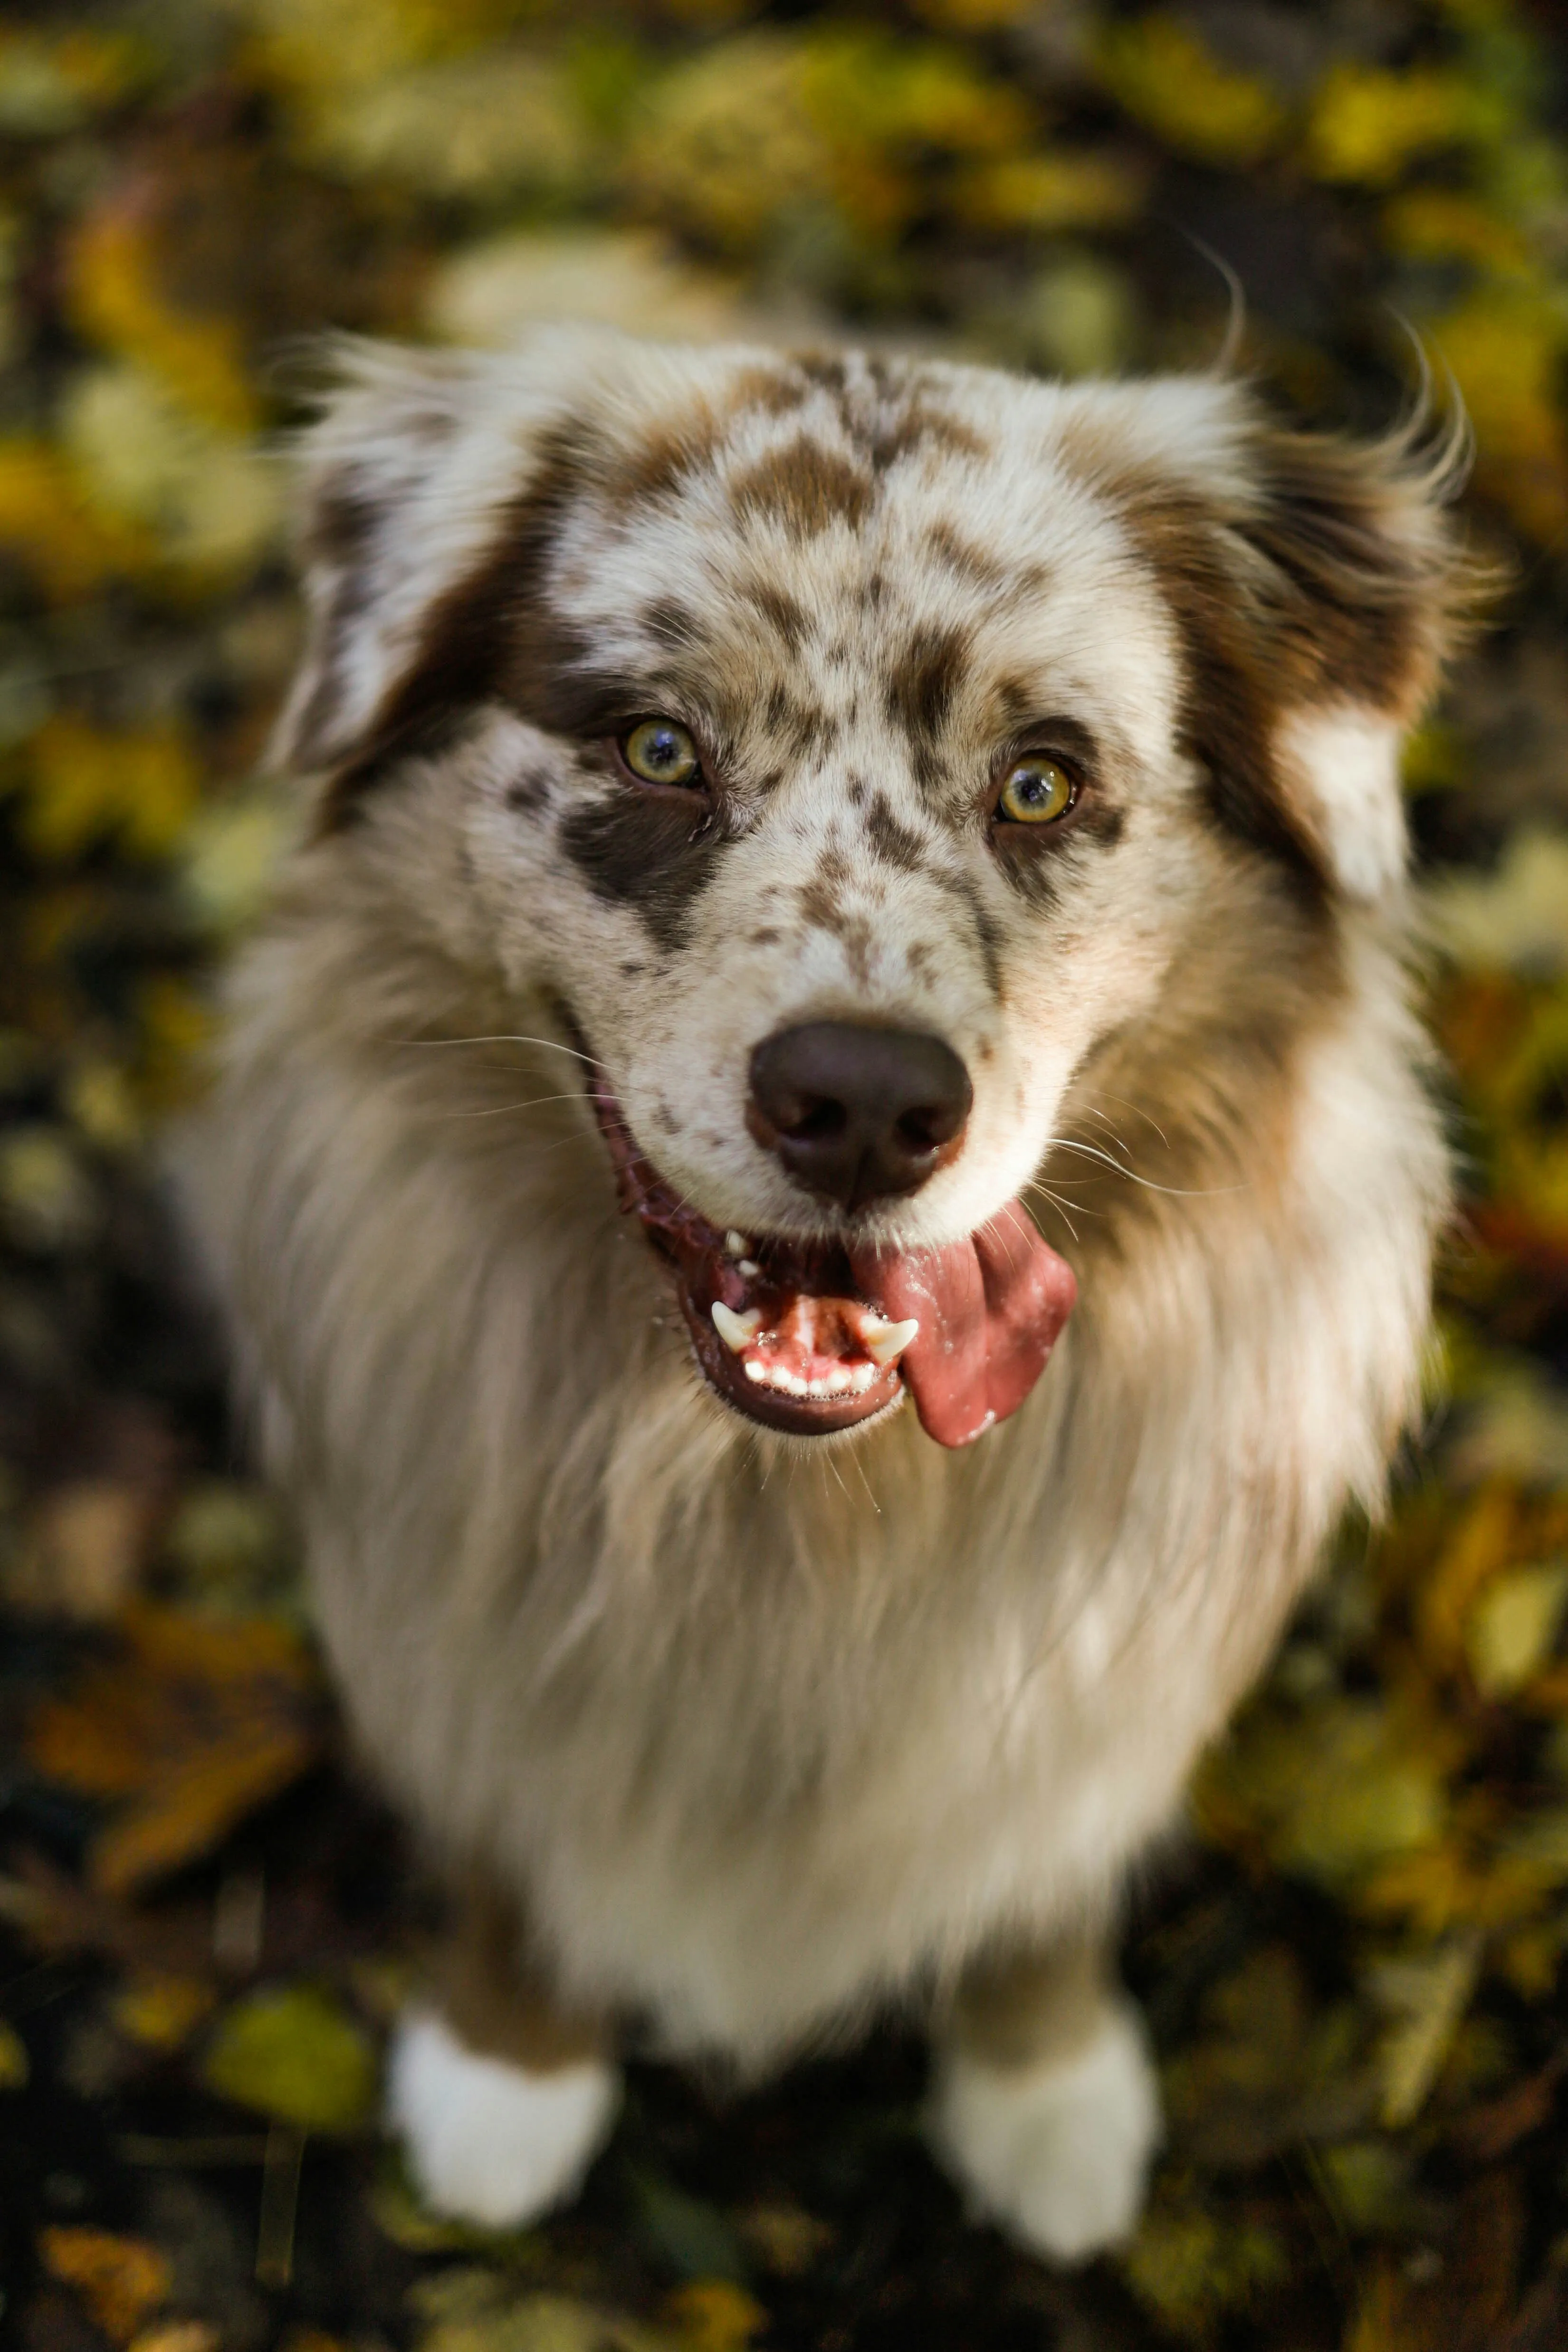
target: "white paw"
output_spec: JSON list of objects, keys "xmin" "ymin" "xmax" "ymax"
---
[
  {"xmin": 387, "ymin": 2008, "xmax": 620, "ymax": 2228},
  {"xmin": 926, "ymin": 1998, "xmax": 1161, "ymax": 2265}
]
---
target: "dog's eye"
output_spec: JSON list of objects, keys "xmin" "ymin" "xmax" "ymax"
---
[
  {"xmin": 621, "ymin": 718, "xmax": 702, "ymax": 789},
  {"xmin": 996, "ymin": 757, "xmax": 1075, "ymax": 826}
]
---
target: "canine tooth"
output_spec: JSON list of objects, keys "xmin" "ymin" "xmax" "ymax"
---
[
  {"xmin": 862, "ymin": 1314, "xmax": 919, "ymax": 1368},
  {"xmin": 712, "ymin": 1301, "xmax": 763, "ymax": 1352},
  {"xmin": 725, "ymin": 1231, "xmax": 747, "ymax": 1257}
]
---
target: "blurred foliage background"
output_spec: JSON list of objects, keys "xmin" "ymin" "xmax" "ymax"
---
[{"xmin": 1, "ymin": 1, "xmax": 1568, "ymax": 2348}]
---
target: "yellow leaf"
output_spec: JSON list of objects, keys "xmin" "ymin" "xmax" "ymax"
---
[
  {"xmin": 1384, "ymin": 189, "xmax": 1531, "ymax": 276},
  {"xmin": 0, "ymin": 437, "xmax": 149, "ymax": 599},
  {"xmin": 1433, "ymin": 293, "xmax": 1568, "ymax": 543},
  {"xmin": 0, "ymin": 2017, "xmax": 28, "ymax": 2088},
  {"xmin": 1367, "ymin": 1934, "xmax": 1482, "ymax": 2127},
  {"xmin": 954, "ymin": 152, "xmax": 1146, "ymax": 235},
  {"xmin": 69, "ymin": 204, "xmax": 257, "ymax": 434},
  {"xmin": 127, "ymin": 2327, "xmax": 220, "ymax": 2352},
  {"xmin": 39, "ymin": 2228, "xmax": 172, "ymax": 2346},
  {"xmin": 1306, "ymin": 63, "xmax": 1499, "ymax": 186},
  {"xmin": 6, "ymin": 1480, "xmax": 160, "ymax": 1621},
  {"xmin": 20, "ymin": 716, "xmax": 201, "ymax": 864},
  {"xmin": 0, "ymin": 28, "xmax": 147, "ymax": 135},
  {"xmin": 62, "ymin": 363, "xmax": 279, "ymax": 577},
  {"xmin": 111, "ymin": 1974, "xmax": 218, "ymax": 2053},
  {"xmin": 202, "ymin": 1982, "xmax": 378, "ymax": 2133},
  {"xmin": 664, "ymin": 2283, "xmax": 765, "ymax": 2352},
  {"xmin": 26, "ymin": 1602, "xmax": 321, "ymax": 1893},
  {"xmin": 1098, "ymin": 14, "xmax": 1288, "ymax": 168},
  {"xmin": 300, "ymin": 52, "xmax": 591, "ymax": 200},
  {"xmin": 1415, "ymin": 1480, "xmax": 1522, "ymax": 1673},
  {"xmin": 1465, "ymin": 1559, "xmax": 1568, "ymax": 1695}
]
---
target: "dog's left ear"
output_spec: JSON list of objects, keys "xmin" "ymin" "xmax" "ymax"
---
[{"xmin": 1148, "ymin": 407, "xmax": 1481, "ymax": 902}]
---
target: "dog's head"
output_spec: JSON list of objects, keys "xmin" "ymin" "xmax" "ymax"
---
[{"xmin": 277, "ymin": 332, "xmax": 1466, "ymax": 1446}]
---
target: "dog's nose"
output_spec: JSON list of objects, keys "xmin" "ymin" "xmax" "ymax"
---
[{"xmin": 747, "ymin": 1022, "xmax": 973, "ymax": 1210}]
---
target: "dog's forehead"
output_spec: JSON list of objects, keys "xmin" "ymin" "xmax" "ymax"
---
[{"xmin": 548, "ymin": 352, "xmax": 1167, "ymax": 784}]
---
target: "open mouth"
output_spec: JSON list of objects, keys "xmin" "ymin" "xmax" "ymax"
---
[{"xmin": 587, "ymin": 1069, "xmax": 1076, "ymax": 1447}]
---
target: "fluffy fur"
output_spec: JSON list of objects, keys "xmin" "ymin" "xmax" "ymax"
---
[{"xmin": 185, "ymin": 329, "xmax": 1468, "ymax": 2244}]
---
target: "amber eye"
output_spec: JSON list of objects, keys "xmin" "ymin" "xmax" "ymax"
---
[
  {"xmin": 996, "ymin": 756, "xmax": 1075, "ymax": 826},
  {"xmin": 621, "ymin": 717, "xmax": 702, "ymax": 789}
]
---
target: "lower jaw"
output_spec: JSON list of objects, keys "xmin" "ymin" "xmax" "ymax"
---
[{"xmin": 676, "ymin": 1276, "xmax": 905, "ymax": 1438}]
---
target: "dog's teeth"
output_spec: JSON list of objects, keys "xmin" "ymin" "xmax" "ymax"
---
[
  {"xmin": 712, "ymin": 1302, "xmax": 763, "ymax": 1352},
  {"xmin": 861, "ymin": 1314, "xmax": 919, "ymax": 1368},
  {"xmin": 825, "ymin": 1368, "xmax": 851, "ymax": 1394},
  {"xmin": 849, "ymin": 1363, "xmax": 876, "ymax": 1392},
  {"xmin": 744, "ymin": 1359, "xmax": 766, "ymax": 1383},
  {"xmin": 737, "ymin": 1259, "xmax": 760, "ymax": 1279},
  {"xmin": 724, "ymin": 1231, "xmax": 746, "ymax": 1257}
]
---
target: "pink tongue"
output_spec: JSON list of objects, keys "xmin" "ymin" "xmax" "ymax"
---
[{"xmin": 851, "ymin": 1207, "xmax": 1076, "ymax": 1449}]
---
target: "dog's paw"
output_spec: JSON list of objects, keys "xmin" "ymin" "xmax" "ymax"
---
[
  {"xmin": 388, "ymin": 2008, "xmax": 620, "ymax": 2228},
  {"xmin": 926, "ymin": 1999, "xmax": 1161, "ymax": 2265}
]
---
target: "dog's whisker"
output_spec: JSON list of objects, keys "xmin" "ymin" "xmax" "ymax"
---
[
  {"xmin": 1019, "ymin": 1181, "xmax": 1082, "ymax": 1243},
  {"xmin": 397, "ymin": 1033, "xmax": 603, "ymax": 1068},
  {"xmin": 1042, "ymin": 1137, "xmax": 1244, "ymax": 1198}
]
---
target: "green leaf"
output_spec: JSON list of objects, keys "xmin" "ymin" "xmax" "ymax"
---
[{"xmin": 201, "ymin": 1982, "xmax": 377, "ymax": 2132}]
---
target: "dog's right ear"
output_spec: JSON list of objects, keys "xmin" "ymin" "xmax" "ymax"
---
[{"xmin": 271, "ymin": 340, "xmax": 590, "ymax": 829}]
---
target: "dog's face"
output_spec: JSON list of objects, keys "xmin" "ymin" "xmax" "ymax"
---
[{"xmin": 279, "ymin": 334, "xmax": 1461, "ymax": 1446}]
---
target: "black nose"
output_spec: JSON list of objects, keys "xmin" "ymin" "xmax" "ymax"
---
[{"xmin": 747, "ymin": 1022, "xmax": 973, "ymax": 1211}]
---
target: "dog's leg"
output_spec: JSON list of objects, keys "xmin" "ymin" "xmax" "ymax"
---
[
  {"xmin": 388, "ymin": 1875, "xmax": 620, "ymax": 2228},
  {"xmin": 925, "ymin": 1928, "xmax": 1161, "ymax": 2265}
]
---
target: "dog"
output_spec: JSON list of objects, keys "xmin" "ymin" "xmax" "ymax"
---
[{"xmin": 184, "ymin": 328, "xmax": 1467, "ymax": 2260}]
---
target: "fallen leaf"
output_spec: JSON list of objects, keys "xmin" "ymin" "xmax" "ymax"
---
[
  {"xmin": 1097, "ymin": 13, "xmax": 1288, "ymax": 167},
  {"xmin": 0, "ymin": 2017, "xmax": 29, "ymax": 2087},
  {"xmin": 39, "ymin": 2227, "xmax": 172, "ymax": 2345},
  {"xmin": 26, "ymin": 1603, "xmax": 322, "ymax": 1894},
  {"xmin": 127, "ymin": 2327, "xmax": 220, "ymax": 2352},
  {"xmin": 6, "ymin": 1480, "xmax": 164, "ymax": 1620},
  {"xmin": 662, "ymin": 2283, "xmax": 765, "ymax": 2352},
  {"xmin": 201, "ymin": 1981, "xmax": 377, "ymax": 2132},
  {"xmin": 1367, "ymin": 1935, "xmax": 1483, "ymax": 2128},
  {"xmin": 110, "ymin": 1974, "xmax": 218, "ymax": 2053}
]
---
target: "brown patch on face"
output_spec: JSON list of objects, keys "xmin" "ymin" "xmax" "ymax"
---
[
  {"xmin": 730, "ymin": 364, "xmax": 811, "ymax": 420},
  {"xmin": 934, "ymin": 868, "xmax": 1004, "ymax": 997},
  {"xmin": 864, "ymin": 793, "xmax": 931, "ymax": 876},
  {"xmin": 744, "ymin": 581, "xmax": 811, "ymax": 654},
  {"xmin": 558, "ymin": 783, "xmax": 722, "ymax": 956},
  {"xmin": 731, "ymin": 436, "xmax": 874, "ymax": 538},
  {"xmin": 611, "ymin": 405, "xmax": 723, "ymax": 509},
  {"xmin": 506, "ymin": 768, "xmax": 555, "ymax": 814},
  {"xmin": 926, "ymin": 520, "xmax": 1012, "ymax": 590},
  {"xmin": 884, "ymin": 622, "xmax": 972, "ymax": 794},
  {"xmin": 866, "ymin": 405, "xmax": 989, "ymax": 473},
  {"xmin": 793, "ymin": 842, "xmax": 875, "ymax": 979},
  {"xmin": 763, "ymin": 681, "xmax": 841, "ymax": 765}
]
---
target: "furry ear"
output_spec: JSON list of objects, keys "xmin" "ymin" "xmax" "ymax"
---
[
  {"xmin": 1128, "ymin": 399, "xmax": 1480, "ymax": 902},
  {"xmin": 271, "ymin": 339, "xmax": 592, "ymax": 827},
  {"xmin": 273, "ymin": 346, "xmax": 485, "ymax": 778}
]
